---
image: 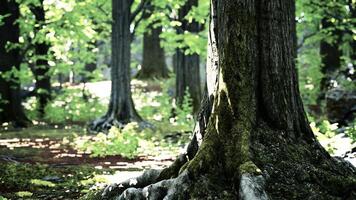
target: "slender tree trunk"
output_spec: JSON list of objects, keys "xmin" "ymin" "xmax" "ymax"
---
[
  {"xmin": 318, "ymin": 18, "xmax": 342, "ymax": 103},
  {"xmin": 94, "ymin": 0, "xmax": 356, "ymax": 199},
  {"xmin": 0, "ymin": 0, "xmax": 29, "ymax": 127},
  {"xmin": 28, "ymin": 0, "xmax": 51, "ymax": 117},
  {"xmin": 175, "ymin": 0, "xmax": 202, "ymax": 113},
  {"xmin": 89, "ymin": 0, "xmax": 143, "ymax": 132}
]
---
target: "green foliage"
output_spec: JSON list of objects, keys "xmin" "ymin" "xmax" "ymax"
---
[
  {"xmin": 297, "ymin": 47, "xmax": 322, "ymax": 105},
  {"xmin": 0, "ymin": 163, "xmax": 110, "ymax": 199},
  {"xmin": 43, "ymin": 88, "xmax": 105, "ymax": 124},
  {"xmin": 0, "ymin": 196, "xmax": 8, "ymax": 200},
  {"xmin": 311, "ymin": 120, "xmax": 339, "ymax": 153},
  {"xmin": 345, "ymin": 120, "xmax": 356, "ymax": 143},
  {"xmin": 75, "ymin": 125, "xmax": 140, "ymax": 159},
  {"xmin": 175, "ymin": 88, "xmax": 194, "ymax": 129},
  {"xmin": 296, "ymin": 0, "xmax": 355, "ymax": 107},
  {"xmin": 132, "ymin": 78, "xmax": 194, "ymax": 133},
  {"xmin": 16, "ymin": 191, "xmax": 33, "ymax": 198}
]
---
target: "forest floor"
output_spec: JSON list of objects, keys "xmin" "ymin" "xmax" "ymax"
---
[
  {"xmin": 0, "ymin": 126, "xmax": 180, "ymax": 199},
  {"xmin": 0, "ymin": 80, "xmax": 354, "ymax": 199},
  {"xmin": 0, "ymin": 80, "xmax": 192, "ymax": 199}
]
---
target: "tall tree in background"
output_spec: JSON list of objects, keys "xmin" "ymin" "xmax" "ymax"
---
[
  {"xmin": 174, "ymin": 0, "xmax": 202, "ymax": 113},
  {"xmin": 98, "ymin": 0, "xmax": 356, "ymax": 199},
  {"xmin": 0, "ymin": 0, "xmax": 29, "ymax": 127},
  {"xmin": 89, "ymin": 0, "xmax": 147, "ymax": 132},
  {"xmin": 29, "ymin": 0, "xmax": 52, "ymax": 117},
  {"xmin": 136, "ymin": 5, "xmax": 169, "ymax": 79},
  {"xmin": 316, "ymin": 1, "xmax": 343, "ymax": 103}
]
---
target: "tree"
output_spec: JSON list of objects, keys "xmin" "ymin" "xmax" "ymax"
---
[
  {"xmin": 91, "ymin": 0, "xmax": 356, "ymax": 199},
  {"xmin": 136, "ymin": 5, "xmax": 169, "ymax": 79},
  {"xmin": 175, "ymin": 0, "xmax": 202, "ymax": 113},
  {"xmin": 89, "ymin": 0, "xmax": 148, "ymax": 132},
  {"xmin": 29, "ymin": 0, "xmax": 52, "ymax": 117},
  {"xmin": 0, "ymin": 0, "xmax": 29, "ymax": 127}
]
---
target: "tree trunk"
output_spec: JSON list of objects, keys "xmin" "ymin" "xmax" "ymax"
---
[
  {"xmin": 93, "ymin": 0, "xmax": 356, "ymax": 199},
  {"xmin": 347, "ymin": 1, "xmax": 356, "ymax": 81},
  {"xmin": 175, "ymin": 0, "xmax": 202, "ymax": 113},
  {"xmin": 89, "ymin": 0, "xmax": 143, "ymax": 132},
  {"xmin": 30, "ymin": 0, "xmax": 51, "ymax": 117},
  {"xmin": 137, "ymin": 26, "xmax": 169, "ymax": 79},
  {"xmin": 318, "ymin": 17, "xmax": 342, "ymax": 103},
  {"xmin": 0, "ymin": 0, "xmax": 29, "ymax": 127}
]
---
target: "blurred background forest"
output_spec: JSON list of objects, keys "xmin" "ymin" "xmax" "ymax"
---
[{"xmin": 0, "ymin": 0, "xmax": 355, "ymax": 199}]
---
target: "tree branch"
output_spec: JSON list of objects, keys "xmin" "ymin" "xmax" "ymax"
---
[
  {"xmin": 130, "ymin": 12, "xmax": 145, "ymax": 39},
  {"xmin": 130, "ymin": 0, "xmax": 149, "ymax": 23}
]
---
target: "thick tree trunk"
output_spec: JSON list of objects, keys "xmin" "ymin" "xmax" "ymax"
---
[
  {"xmin": 29, "ymin": 0, "xmax": 51, "ymax": 117},
  {"xmin": 137, "ymin": 26, "xmax": 169, "ymax": 79},
  {"xmin": 91, "ymin": 0, "xmax": 356, "ymax": 199},
  {"xmin": 89, "ymin": 0, "xmax": 143, "ymax": 132},
  {"xmin": 318, "ymin": 18, "xmax": 342, "ymax": 103},
  {"xmin": 0, "ymin": 0, "xmax": 29, "ymax": 127},
  {"xmin": 175, "ymin": 0, "xmax": 202, "ymax": 113}
]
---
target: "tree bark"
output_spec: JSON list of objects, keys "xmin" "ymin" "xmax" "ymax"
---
[
  {"xmin": 0, "ymin": 0, "xmax": 29, "ymax": 127},
  {"xmin": 89, "ymin": 0, "xmax": 143, "ymax": 133},
  {"xmin": 29, "ymin": 0, "xmax": 51, "ymax": 117},
  {"xmin": 175, "ymin": 0, "xmax": 202, "ymax": 114},
  {"xmin": 318, "ymin": 17, "xmax": 342, "ymax": 103},
  {"xmin": 92, "ymin": 0, "xmax": 356, "ymax": 199},
  {"xmin": 137, "ymin": 24, "xmax": 169, "ymax": 79}
]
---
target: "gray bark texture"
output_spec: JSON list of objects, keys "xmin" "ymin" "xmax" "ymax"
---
[
  {"xmin": 89, "ymin": 0, "xmax": 143, "ymax": 133},
  {"xmin": 86, "ymin": 0, "xmax": 356, "ymax": 199}
]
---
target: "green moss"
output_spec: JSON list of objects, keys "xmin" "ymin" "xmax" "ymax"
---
[
  {"xmin": 16, "ymin": 191, "xmax": 33, "ymax": 198},
  {"xmin": 239, "ymin": 161, "xmax": 261, "ymax": 175}
]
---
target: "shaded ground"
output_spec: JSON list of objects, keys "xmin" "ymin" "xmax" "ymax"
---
[{"xmin": 0, "ymin": 127, "xmax": 178, "ymax": 199}]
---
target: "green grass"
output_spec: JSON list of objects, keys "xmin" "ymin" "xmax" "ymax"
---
[
  {"xmin": 0, "ymin": 126, "xmax": 85, "ymax": 140},
  {"xmin": 0, "ymin": 163, "xmax": 113, "ymax": 199}
]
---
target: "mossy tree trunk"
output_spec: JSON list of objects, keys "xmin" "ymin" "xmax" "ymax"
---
[
  {"xmin": 89, "ymin": 0, "xmax": 143, "ymax": 132},
  {"xmin": 29, "ymin": 0, "xmax": 52, "ymax": 117},
  {"xmin": 0, "ymin": 0, "xmax": 29, "ymax": 127},
  {"xmin": 92, "ymin": 0, "xmax": 356, "ymax": 199},
  {"xmin": 175, "ymin": 0, "xmax": 202, "ymax": 114}
]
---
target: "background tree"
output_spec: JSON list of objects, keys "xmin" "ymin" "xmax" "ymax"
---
[
  {"xmin": 96, "ymin": 0, "xmax": 356, "ymax": 199},
  {"xmin": 0, "ymin": 0, "xmax": 29, "ymax": 127},
  {"xmin": 136, "ymin": 4, "xmax": 169, "ymax": 79},
  {"xmin": 29, "ymin": 0, "xmax": 52, "ymax": 117},
  {"xmin": 174, "ymin": 0, "xmax": 202, "ymax": 113},
  {"xmin": 296, "ymin": 0, "xmax": 355, "ymax": 121},
  {"xmin": 89, "ymin": 0, "xmax": 148, "ymax": 132}
]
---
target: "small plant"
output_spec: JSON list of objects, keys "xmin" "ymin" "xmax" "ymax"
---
[
  {"xmin": 345, "ymin": 120, "xmax": 356, "ymax": 143},
  {"xmin": 75, "ymin": 124, "xmax": 140, "ymax": 158},
  {"xmin": 174, "ymin": 88, "xmax": 194, "ymax": 130},
  {"xmin": 16, "ymin": 191, "xmax": 33, "ymax": 198},
  {"xmin": 311, "ymin": 120, "xmax": 338, "ymax": 154},
  {"xmin": 44, "ymin": 88, "xmax": 106, "ymax": 124}
]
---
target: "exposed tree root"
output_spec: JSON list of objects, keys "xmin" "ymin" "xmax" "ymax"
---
[
  {"xmin": 84, "ymin": 120, "xmax": 356, "ymax": 200},
  {"xmin": 88, "ymin": 115, "xmax": 152, "ymax": 133}
]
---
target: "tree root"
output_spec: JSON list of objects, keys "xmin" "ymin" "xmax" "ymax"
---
[{"xmin": 88, "ymin": 115, "xmax": 153, "ymax": 133}]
